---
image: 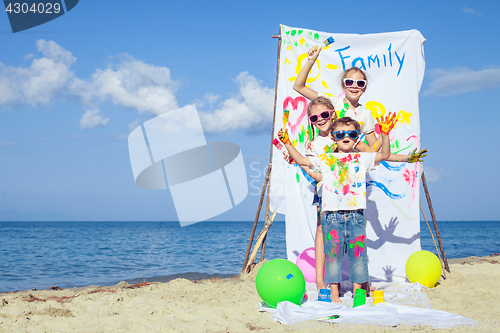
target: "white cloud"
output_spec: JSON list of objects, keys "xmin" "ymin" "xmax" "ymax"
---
[
  {"xmin": 199, "ymin": 72, "xmax": 274, "ymax": 134},
  {"xmin": 0, "ymin": 40, "xmax": 76, "ymax": 107},
  {"xmin": 193, "ymin": 92, "xmax": 220, "ymax": 109},
  {"xmin": 91, "ymin": 55, "xmax": 180, "ymax": 115},
  {"xmin": 422, "ymin": 67, "xmax": 500, "ymax": 96},
  {"xmin": 0, "ymin": 41, "xmax": 180, "ymax": 129},
  {"xmin": 204, "ymin": 92, "xmax": 220, "ymax": 105},
  {"xmin": 463, "ymin": 7, "xmax": 480, "ymax": 15},
  {"xmin": 424, "ymin": 167, "xmax": 450, "ymax": 182},
  {"xmin": 80, "ymin": 110, "xmax": 110, "ymax": 129},
  {"xmin": 0, "ymin": 141, "xmax": 16, "ymax": 147},
  {"xmin": 1, "ymin": 41, "xmax": 272, "ymax": 135}
]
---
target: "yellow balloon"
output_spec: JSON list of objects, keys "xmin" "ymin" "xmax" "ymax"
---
[{"xmin": 405, "ymin": 250, "xmax": 442, "ymax": 288}]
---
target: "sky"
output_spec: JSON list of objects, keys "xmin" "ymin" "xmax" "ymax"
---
[{"xmin": 0, "ymin": 0, "xmax": 499, "ymax": 222}]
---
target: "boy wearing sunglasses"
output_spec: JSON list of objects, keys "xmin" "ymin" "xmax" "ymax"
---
[{"xmin": 307, "ymin": 114, "xmax": 397, "ymax": 303}]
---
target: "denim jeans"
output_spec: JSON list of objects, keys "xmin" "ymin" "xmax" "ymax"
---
[{"xmin": 321, "ymin": 210, "xmax": 369, "ymax": 284}]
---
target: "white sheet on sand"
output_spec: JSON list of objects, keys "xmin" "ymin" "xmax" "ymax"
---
[{"xmin": 258, "ymin": 282, "xmax": 477, "ymax": 329}]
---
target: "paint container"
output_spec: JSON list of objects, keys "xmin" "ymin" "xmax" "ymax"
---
[
  {"xmin": 372, "ymin": 290, "xmax": 384, "ymax": 305},
  {"xmin": 318, "ymin": 289, "xmax": 331, "ymax": 302},
  {"xmin": 352, "ymin": 289, "xmax": 366, "ymax": 308}
]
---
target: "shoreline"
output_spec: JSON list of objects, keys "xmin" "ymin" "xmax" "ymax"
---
[
  {"xmin": 1, "ymin": 255, "xmax": 499, "ymax": 332},
  {"xmin": 3, "ymin": 254, "xmax": 499, "ymax": 295}
]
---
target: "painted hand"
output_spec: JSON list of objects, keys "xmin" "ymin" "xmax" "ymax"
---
[
  {"xmin": 278, "ymin": 128, "xmax": 290, "ymax": 145},
  {"xmin": 376, "ymin": 112, "xmax": 398, "ymax": 135},
  {"xmin": 408, "ymin": 148, "xmax": 427, "ymax": 163},
  {"xmin": 307, "ymin": 46, "xmax": 321, "ymax": 61}
]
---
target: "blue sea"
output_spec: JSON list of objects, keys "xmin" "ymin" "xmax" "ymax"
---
[{"xmin": 1, "ymin": 221, "xmax": 499, "ymax": 293}]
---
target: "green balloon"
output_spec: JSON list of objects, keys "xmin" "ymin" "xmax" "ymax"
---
[{"xmin": 255, "ymin": 259, "xmax": 306, "ymax": 308}]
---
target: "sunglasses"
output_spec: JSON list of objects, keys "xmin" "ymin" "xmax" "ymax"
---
[
  {"xmin": 343, "ymin": 78, "xmax": 367, "ymax": 89},
  {"xmin": 333, "ymin": 130, "xmax": 359, "ymax": 140},
  {"xmin": 308, "ymin": 110, "xmax": 333, "ymax": 123}
]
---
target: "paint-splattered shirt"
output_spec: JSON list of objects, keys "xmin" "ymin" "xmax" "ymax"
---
[
  {"xmin": 305, "ymin": 136, "xmax": 337, "ymax": 198},
  {"xmin": 322, "ymin": 95, "xmax": 375, "ymax": 134},
  {"xmin": 309, "ymin": 152, "xmax": 376, "ymax": 211}
]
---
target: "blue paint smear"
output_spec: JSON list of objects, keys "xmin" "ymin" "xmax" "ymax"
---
[
  {"xmin": 286, "ymin": 274, "xmax": 293, "ymax": 279},
  {"xmin": 380, "ymin": 161, "xmax": 406, "ymax": 171},
  {"xmin": 367, "ymin": 181, "xmax": 406, "ymax": 199},
  {"xmin": 298, "ymin": 165, "xmax": 318, "ymax": 186}
]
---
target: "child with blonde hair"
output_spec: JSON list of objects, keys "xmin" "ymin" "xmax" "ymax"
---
[
  {"xmin": 287, "ymin": 46, "xmax": 426, "ymax": 294},
  {"xmin": 281, "ymin": 114, "xmax": 398, "ymax": 302},
  {"xmin": 293, "ymin": 45, "xmax": 427, "ymax": 161}
]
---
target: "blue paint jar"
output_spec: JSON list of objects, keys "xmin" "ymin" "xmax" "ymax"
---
[{"xmin": 318, "ymin": 289, "xmax": 331, "ymax": 302}]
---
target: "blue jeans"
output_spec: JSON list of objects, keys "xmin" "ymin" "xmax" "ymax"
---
[{"xmin": 321, "ymin": 210, "xmax": 369, "ymax": 284}]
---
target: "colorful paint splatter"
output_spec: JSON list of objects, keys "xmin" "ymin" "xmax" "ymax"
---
[
  {"xmin": 326, "ymin": 228, "xmax": 341, "ymax": 261},
  {"xmin": 349, "ymin": 235, "xmax": 366, "ymax": 258}
]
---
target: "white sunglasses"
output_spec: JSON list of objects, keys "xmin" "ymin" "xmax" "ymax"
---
[{"xmin": 343, "ymin": 78, "xmax": 367, "ymax": 89}]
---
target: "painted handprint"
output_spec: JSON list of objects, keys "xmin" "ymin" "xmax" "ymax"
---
[
  {"xmin": 408, "ymin": 148, "xmax": 427, "ymax": 163},
  {"xmin": 376, "ymin": 112, "xmax": 398, "ymax": 135}
]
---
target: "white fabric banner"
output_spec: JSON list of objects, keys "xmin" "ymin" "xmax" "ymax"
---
[{"xmin": 270, "ymin": 25, "xmax": 426, "ymax": 282}]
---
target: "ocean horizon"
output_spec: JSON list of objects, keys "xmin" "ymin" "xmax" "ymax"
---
[{"xmin": 1, "ymin": 221, "xmax": 499, "ymax": 293}]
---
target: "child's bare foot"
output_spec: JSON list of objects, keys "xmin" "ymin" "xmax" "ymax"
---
[
  {"xmin": 317, "ymin": 280, "xmax": 328, "ymax": 291},
  {"xmin": 331, "ymin": 296, "xmax": 342, "ymax": 303},
  {"xmin": 330, "ymin": 283, "xmax": 342, "ymax": 303}
]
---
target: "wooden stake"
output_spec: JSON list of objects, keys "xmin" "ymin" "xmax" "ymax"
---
[
  {"xmin": 241, "ymin": 163, "xmax": 271, "ymax": 272},
  {"xmin": 260, "ymin": 30, "xmax": 282, "ymax": 261},
  {"xmin": 421, "ymin": 171, "xmax": 450, "ymax": 273},
  {"xmin": 244, "ymin": 211, "xmax": 278, "ymax": 273},
  {"xmin": 420, "ymin": 202, "xmax": 446, "ymax": 279}
]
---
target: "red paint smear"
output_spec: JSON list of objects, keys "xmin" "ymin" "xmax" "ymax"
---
[
  {"xmin": 342, "ymin": 184, "xmax": 350, "ymax": 195},
  {"xmin": 403, "ymin": 169, "xmax": 412, "ymax": 185},
  {"xmin": 330, "ymin": 229, "xmax": 339, "ymax": 239},
  {"xmin": 352, "ymin": 235, "xmax": 366, "ymax": 258},
  {"xmin": 283, "ymin": 96, "xmax": 308, "ymax": 136}
]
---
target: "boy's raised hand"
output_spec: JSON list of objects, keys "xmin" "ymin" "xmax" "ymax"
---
[
  {"xmin": 308, "ymin": 46, "xmax": 322, "ymax": 61},
  {"xmin": 376, "ymin": 112, "xmax": 398, "ymax": 135},
  {"xmin": 278, "ymin": 128, "xmax": 291, "ymax": 145},
  {"xmin": 408, "ymin": 148, "xmax": 428, "ymax": 163}
]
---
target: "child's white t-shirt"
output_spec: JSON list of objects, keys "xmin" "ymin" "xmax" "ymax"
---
[
  {"xmin": 324, "ymin": 95, "xmax": 375, "ymax": 134},
  {"xmin": 305, "ymin": 136, "xmax": 336, "ymax": 157},
  {"xmin": 305, "ymin": 136, "xmax": 337, "ymax": 198},
  {"xmin": 309, "ymin": 152, "xmax": 376, "ymax": 211}
]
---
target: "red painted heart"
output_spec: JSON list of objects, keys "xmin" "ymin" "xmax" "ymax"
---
[{"xmin": 283, "ymin": 96, "xmax": 308, "ymax": 136}]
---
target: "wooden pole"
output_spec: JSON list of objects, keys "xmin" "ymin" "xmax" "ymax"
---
[
  {"xmin": 241, "ymin": 163, "xmax": 271, "ymax": 272},
  {"xmin": 245, "ymin": 211, "xmax": 278, "ymax": 273},
  {"xmin": 420, "ymin": 202, "xmax": 446, "ymax": 279},
  {"xmin": 421, "ymin": 171, "xmax": 450, "ymax": 273},
  {"xmin": 260, "ymin": 31, "xmax": 282, "ymax": 261}
]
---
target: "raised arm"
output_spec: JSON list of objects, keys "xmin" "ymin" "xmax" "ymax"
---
[
  {"xmin": 278, "ymin": 128, "xmax": 313, "ymax": 168},
  {"xmin": 374, "ymin": 113, "xmax": 397, "ymax": 163},
  {"xmin": 292, "ymin": 46, "xmax": 321, "ymax": 101},
  {"xmin": 364, "ymin": 131, "xmax": 379, "ymax": 150}
]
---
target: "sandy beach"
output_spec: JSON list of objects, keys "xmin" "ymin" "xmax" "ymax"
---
[{"xmin": 1, "ymin": 255, "xmax": 499, "ymax": 332}]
